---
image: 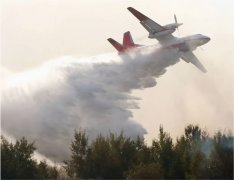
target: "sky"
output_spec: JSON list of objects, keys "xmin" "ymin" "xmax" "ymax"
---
[{"xmin": 1, "ymin": 0, "xmax": 234, "ymax": 145}]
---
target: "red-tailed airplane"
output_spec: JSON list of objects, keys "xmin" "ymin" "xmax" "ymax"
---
[{"xmin": 108, "ymin": 7, "xmax": 210, "ymax": 73}]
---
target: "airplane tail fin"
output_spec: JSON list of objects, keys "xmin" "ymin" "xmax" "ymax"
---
[
  {"xmin": 107, "ymin": 38, "xmax": 125, "ymax": 52},
  {"xmin": 108, "ymin": 31, "xmax": 141, "ymax": 52},
  {"xmin": 123, "ymin": 31, "xmax": 135, "ymax": 48}
]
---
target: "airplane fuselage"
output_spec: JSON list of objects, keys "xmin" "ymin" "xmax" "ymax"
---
[
  {"xmin": 117, "ymin": 34, "xmax": 210, "ymax": 54},
  {"xmin": 148, "ymin": 29, "xmax": 174, "ymax": 38},
  {"xmin": 165, "ymin": 34, "xmax": 210, "ymax": 52}
]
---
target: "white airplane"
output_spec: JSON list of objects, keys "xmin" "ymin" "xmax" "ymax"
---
[{"xmin": 127, "ymin": 7, "xmax": 210, "ymax": 73}]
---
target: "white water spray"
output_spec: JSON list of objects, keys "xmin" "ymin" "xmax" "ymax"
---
[{"xmin": 1, "ymin": 47, "xmax": 180, "ymax": 161}]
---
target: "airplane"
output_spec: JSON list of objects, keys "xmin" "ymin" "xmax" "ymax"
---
[
  {"xmin": 126, "ymin": 7, "xmax": 210, "ymax": 73},
  {"xmin": 107, "ymin": 31, "xmax": 141, "ymax": 53},
  {"xmin": 107, "ymin": 8, "xmax": 210, "ymax": 72}
]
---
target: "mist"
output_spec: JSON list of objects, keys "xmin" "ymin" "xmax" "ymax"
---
[{"xmin": 1, "ymin": 47, "xmax": 180, "ymax": 161}]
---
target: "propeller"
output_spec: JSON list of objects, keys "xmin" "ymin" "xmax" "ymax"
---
[
  {"xmin": 174, "ymin": 14, "xmax": 178, "ymax": 24},
  {"xmin": 174, "ymin": 14, "xmax": 180, "ymax": 36}
]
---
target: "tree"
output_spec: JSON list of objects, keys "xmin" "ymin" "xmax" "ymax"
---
[
  {"xmin": 209, "ymin": 131, "xmax": 233, "ymax": 179},
  {"xmin": 175, "ymin": 125, "xmax": 211, "ymax": 179},
  {"xmin": 133, "ymin": 136, "xmax": 151, "ymax": 165},
  {"xmin": 126, "ymin": 163, "xmax": 163, "ymax": 179},
  {"xmin": 150, "ymin": 126, "xmax": 175, "ymax": 178},
  {"xmin": 65, "ymin": 130, "xmax": 151, "ymax": 179},
  {"xmin": 64, "ymin": 129, "xmax": 89, "ymax": 178},
  {"xmin": 64, "ymin": 125, "xmax": 233, "ymax": 179},
  {"xmin": 37, "ymin": 160, "xmax": 58, "ymax": 179},
  {"xmin": 1, "ymin": 136, "xmax": 38, "ymax": 178},
  {"xmin": 88, "ymin": 134, "xmax": 112, "ymax": 178},
  {"xmin": 1, "ymin": 136, "xmax": 59, "ymax": 179}
]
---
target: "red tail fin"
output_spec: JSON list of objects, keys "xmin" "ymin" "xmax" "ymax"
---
[
  {"xmin": 123, "ymin": 31, "xmax": 135, "ymax": 48},
  {"xmin": 108, "ymin": 32, "xmax": 140, "ymax": 53},
  {"xmin": 107, "ymin": 38, "xmax": 125, "ymax": 52}
]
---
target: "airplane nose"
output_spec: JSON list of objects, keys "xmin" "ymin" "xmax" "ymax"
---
[
  {"xmin": 201, "ymin": 36, "xmax": 210, "ymax": 44},
  {"xmin": 205, "ymin": 36, "xmax": 211, "ymax": 42}
]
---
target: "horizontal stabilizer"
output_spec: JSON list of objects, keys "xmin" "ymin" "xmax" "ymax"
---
[{"xmin": 107, "ymin": 38, "xmax": 125, "ymax": 52}]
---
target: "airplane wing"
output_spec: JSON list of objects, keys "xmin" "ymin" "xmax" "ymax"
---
[
  {"xmin": 127, "ymin": 7, "xmax": 165, "ymax": 33},
  {"xmin": 127, "ymin": 7, "xmax": 175, "ymax": 44},
  {"xmin": 181, "ymin": 51, "xmax": 207, "ymax": 73}
]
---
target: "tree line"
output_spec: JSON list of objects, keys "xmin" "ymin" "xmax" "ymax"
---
[
  {"xmin": 1, "ymin": 124, "xmax": 233, "ymax": 179},
  {"xmin": 1, "ymin": 136, "xmax": 58, "ymax": 179}
]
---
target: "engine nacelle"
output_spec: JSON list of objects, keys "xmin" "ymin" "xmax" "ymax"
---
[
  {"xmin": 164, "ymin": 23, "xmax": 177, "ymax": 30},
  {"xmin": 148, "ymin": 29, "xmax": 175, "ymax": 39},
  {"xmin": 164, "ymin": 23, "xmax": 183, "ymax": 30}
]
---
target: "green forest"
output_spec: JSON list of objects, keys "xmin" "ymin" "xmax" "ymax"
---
[{"xmin": 1, "ymin": 124, "xmax": 233, "ymax": 179}]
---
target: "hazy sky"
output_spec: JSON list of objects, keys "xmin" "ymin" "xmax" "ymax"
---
[
  {"xmin": 1, "ymin": 0, "xmax": 234, "ymax": 143},
  {"xmin": 2, "ymin": 0, "xmax": 233, "ymax": 71}
]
